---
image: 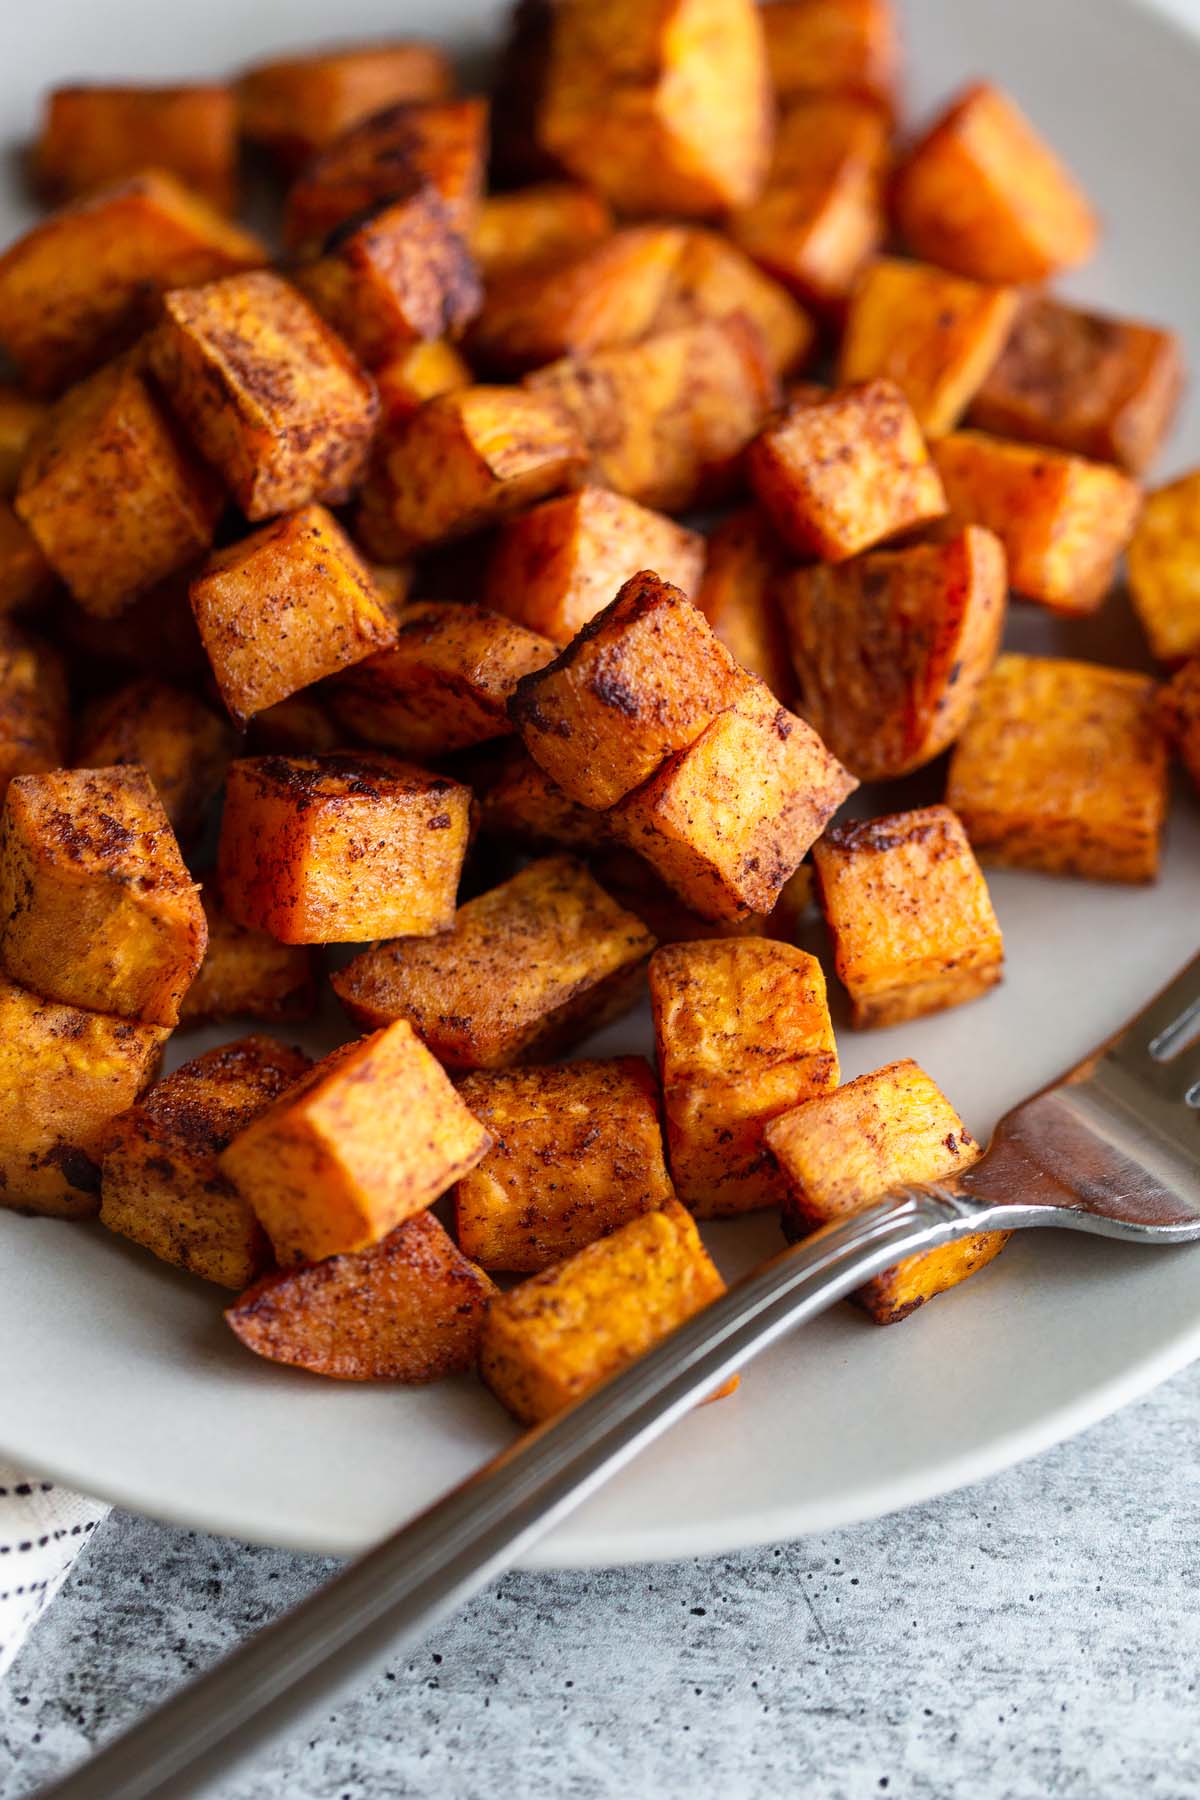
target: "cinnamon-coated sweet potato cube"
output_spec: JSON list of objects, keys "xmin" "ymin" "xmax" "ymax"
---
[
  {"xmin": 526, "ymin": 318, "xmax": 778, "ymax": 514},
  {"xmin": 486, "ymin": 487, "xmax": 705, "ymax": 647},
  {"xmin": 729, "ymin": 96, "xmax": 888, "ymax": 312},
  {"xmin": 1160, "ymin": 659, "xmax": 1200, "ymax": 793},
  {"xmin": 812, "ymin": 806, "xmax": 1003, "ymax": 1027},
  {"xmin": 180, "ymin": 888, "xmax": 317, "ymax": 1028},
  {"xmin": 749, "ymin": 380, "xmax": 946, "ymax": 561},
  {"xmin": 219, "ymin": 1019, "xmax": 493, "ymax": 1265},
  {"xmin": 650, "ymin": 230, "xmax": 815, "ymax": 377},
  {"xmin": 472, "ymin": 744, "xmax": 611, "ymax": 853},
  {"xmin": 226, "ymin": 1211, "xmax": 495, "ymax": 1381},
  {"xmin": 237, "ymin": 41, "xmax": 453, "ymax": 170},
  {"xmin": 454, "ymin": 1059, "xmax": 674, "ymax": 1272},
  {"xmin": 188, "ymin": 505, "xmax": 396, "ymax": 724},
  {"xmin": 611, "ymin": 678, "xmax": 858, "ymax": 922},
  {"xmin": 696, "ymin": 508, "xmax": 792, "ymax": 701},
  {"xmin": 776, "ymin": 526, "xmax": 1007, "ymax": 781},
  {"xmin": 296, "ymin": 189, "xmax": 481, "ymax": 368},
  {"xmin": 839, "ymin": 258, "xmax": 1019, "ymax": 437},
  {"xmin": 374, "ymin": 340, "xmax": 471, "ymax": 423},
  {"xmin": 510, "ymin": 571, "xmax": 750, "ymax": 811},
  {"xmin": 149, "ymin": 273, "xmax": 379, "ymax": 523},
  {"xmin": 217, "ymin": 753, "xmax": 470, "ymax": 945},
  {"xmin": 0, "ymin": 502, "xmax": 54, "ymax": 614},
  {"xmin": 329, "ymin": 601, "xmax": 554, "ymax": 758},
  {"xmin": 0, "ymin": 621, "xmax": 69, "ymax": 800},
  {"xmin": 480, "ymin": 1197, "xmax": 732, "ymax": 1425},
  {"xmin": 649, "ymin": 938, "xmax": 838, "ymax": 1216},
  {"xmin": 967, "ymin": 296, "xmax": 1184, "ymax": 477},
  {"xmin": 0, "ymin": 173, "xmax": 265, "ymax": 396},
  {"xmin": 945, "ymin": 654, "xmax": 1168, "ymax": 884},
  {"xmin": 332, "ymin": 855, "xmax": 656, "ymax": 1069},
  {"xmin": 100, "ymin": 1036, "xmax": 311, "ymax": 1288},
  {"xmin": 537, "ymin": 0, "xmax": 772, "ymax": 219},
  {"xmin": 0, "ymin": 388, "xmax": 46, "ymax": 497},
  {"xmin": 1127, "ymin": 471, "xmax": 1200, "ymax": 663},
  {"xmin": 894, "ymin": 82, "xmax": 1098, "ymax": 284},
  {"xmin": 74, "ymin": 679, "xmax": 234, "ymax": 841},
  {"xmin": 766, "ymin": 1060, "xmax": 1008, "ymax": 1324},
  {"xmin": 15, "ymin": 357, "xmax": 223, "ymax": 618},
  {"xmin": 0, "ymin": 766, "xmax": 206, "ymax": 1027},
  {"xmin": 473, "ymin": 183, "xmax": 612, "ymax": 278},
  {"xmin": 932, "ymin": 430, "xmax": 1141, "ymax": 616},
  {"xmin": 762, "ymin": 0, "xmax": 900, "ymax": 109},
  {"xmin": 0, "ymin": 973, "xmax": 168, "ymax": 1218},
  {"xmin": 354, "ymin": 386, "xmax": 587, "ymax": 560},
  {"xmin": 35, "ymin": 85, "xmax": 238, "ymax": 210}
]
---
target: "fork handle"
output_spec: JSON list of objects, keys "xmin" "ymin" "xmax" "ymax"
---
[{"xmin": 37, "ymin": 1183, "xmax": 1017, "ymax": 1800}]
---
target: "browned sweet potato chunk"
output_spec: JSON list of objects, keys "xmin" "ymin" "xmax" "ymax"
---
[
  {"xmin": 894, "ymin": 82, "xmax": 1098, "ymax": 284},
  {"xmin": 180, "ymin": 887, "xmax": 317, "ymax": 1029},
  {"xmin": 1127, "ymin": 471, "xmax": 1200, "ymax": 663},
  {"xmin": 74, "ymin": 679, "xmax": 234, "ymax": 840},
  {"xmin": 226, "ymin": 1211, "xmax": 495, "ymax": 1381},
  {"xmin": 748, "ymin": 379, "xmax": 946, "ymax": 559},
  {"xmin": 766, "ymin": 1059, "xmax": 1008, "ymax": 1324},
  {"xmin": 1160, "ymin": 659, "xmax": 1200, "ymax": 793},
  {"xmin": 472, "ymin": 743, "xmax": 612, "ymax": 853},
  {"xmin": 454, "ymin": 1059, "xmax": 673, "ymax": 1271},
  {"xmin": 220, "ymin": 1019, "xmax": 492, "ymax": 1265},
  {"xmin": 0, "ymin": 620, "xmax": 69, "ymax": 801},
  {"xmin": 0, "ymin": 765, "xmax": 206, "ymax": 1026},
  {"xmin": 100, "ymin": 1036, "xmax": 311, "ymax": 1287},
  {"xmin": 696, "ymin": 508, "xmax": 792, "ymax": 700},
  {"xmin": 967, "ymin": 295, "xmax": 1184, "ymax": 476},
  {"xmin": 332, "ymin": 854, "xmax": 655, "ymax": 1069},
  {"xmin": 610, "ymin": 677, "xmax": 857, "ymax": 922},
  {"xmin": 149, "ymin": 272, "xmax": 379, "ymax": 522},
  {"xmin": 651, "ymin": 230, "xmax": 815, "ymax": 377},
  {"xmin": 945, "ymin": 654, "xmax": 1168, "ymax": 884},
  {"xmin": 588, "ymin": 846, "xmax": 767, "ymax": 943},
  {"xmin": 36, "ymin": 85, "xmax": 238, "ymax": 210},
  {"xmin": 374, "ymin": 339, "xmax": 472, "ymax": 423},
  {"xmin": 188, "ymin": 505, "xmax": 396, "ymax": 724},
  {"xmin": 15, "ymin": 355, "xmax": 223, "ymax": 618},
  {"xmin": 650, "ymin": 938, "xmax": 838, "ymax": 1216},
  {"xmin": 0, "ymin": 388, "xmax": 47, "ymax": 497},
  {"xmin": 537, "ymin": 0, "xmax": 772, "ymax": 218},
  {"xmin": 812, "ymin": 806, "xmax": 1003, "ymax": 1027},
  {"xmin": 776, "ymin": 526, "xmax": 1007, "ymax": 781},
  {"xmin": 762, "ymin": 0, "xmax": 899, "ymax": 110},
  {"xmin": 0, "ymin": 173, "xmax": 265, "ymax": 396},
  {"xmin": 0, "ymin": 502, "xmax": 54, "ymax": 614},
  {"xmin": 238, "ymin": 41, "xmax": 453, "ymax": 170},
  {"xmin": 217, "ymin": 753, "xmax": 470, "ymax": 944},
  {"xmin": 480, "ymin": 1197, "xmax": 732, "ymax": 1425},
  {"xmin": 473, "ymin": 183, "xmax": 612, "ymax": 278}
]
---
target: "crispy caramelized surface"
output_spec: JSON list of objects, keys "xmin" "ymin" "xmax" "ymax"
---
[
  {"xmin": 1127, "ymin": 470, "xmax": 1200, "ymax": 663},
  {"xmin": 762, "ymin": 0, "xmax": 899, "ymax": 109},
  {"xmin": 473, "ymin": 183, "xmax": 613, "ymax": 278},
  {"xmin": 0, "ymin": 620, "xmax": 68, "ymax": 801},
  {"xmin": 36, "ymin": 85, "xmax": 238, "ymax": 210},
  {"xmin": 696, "ymin": 507, "xmax": 793, "ymax": 700},
  {"xmin": 374, "ymin": 339, "xmax": 471, "ymax": 423},
  {"xmin": 1160, "ymin": 659, "xmax": 1200, "ymax": 793},
  {"xmin": 74, "ymin": 679, "xmax": 234, "ymax": 840},
  {"xmin": 238, "ymin": 41, "xmax": 453, "ymax": 169},
  {"xmin": 180, "ymin": 888, "xmax": 317, "ymax": 1028}
]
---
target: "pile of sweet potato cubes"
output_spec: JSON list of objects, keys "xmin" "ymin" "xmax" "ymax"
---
[{"xmin": 0, "ymin": 0, "xmax": 1196, "ymax": 1427}]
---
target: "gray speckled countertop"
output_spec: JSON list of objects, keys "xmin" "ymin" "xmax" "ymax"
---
[{"xmin": 3, "ymin": 1365, "xmax": 1199, "ymax": 1799}]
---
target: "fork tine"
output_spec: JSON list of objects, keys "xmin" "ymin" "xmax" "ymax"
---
[{"xmin": 1113, "ymin": 950, "xmax": 1200, "ymax": 1063}]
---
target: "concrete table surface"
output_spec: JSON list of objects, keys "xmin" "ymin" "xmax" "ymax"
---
[{"xmin": 2, "ymin": 1362, "xmax": 1198, "ymax": 1799}]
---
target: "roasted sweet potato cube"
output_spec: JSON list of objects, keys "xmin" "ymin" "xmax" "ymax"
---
[
  {"xmin": 486, "ymin": 487, "xmax": 704, "ymax": 648},
  {"xmin": 237, "ymin": 41, "xmax": 453, "ymax": 170},
  {"xmin": 1160, "ymin": 659, "xmax": 1200, "ymax": 793},
  {"xmin": 473, "ymin": 183, "xmax": 612, "ymax": 278},
  {"xmin": 15, "ymin": 356, "xmax": 223, "ymax": 618},
  {"xmin": 480, "ymin": 1197, "xmax": 731, "ymax": 1425},
  {"xmin": 74, "ymin": 679, "xmax": 234, "ymax": 841},
  {"xmin": 967, "ymin": 295, "xmax": 1184, "ymax": 477},
  {"xmin": 510, "ymin": 571, "xmax": 749, "ymax": 810},
  {"xmin": 776, "ymin": 526, "xmax": 1007, "ymax": 781},
  {"xmin": 0, "ymin": 173, "xmax": 265, "ymax": 396},
  {"xmin": 696, "ymin": 508, "xmax": 792, "ymax": 700},
  {"xmin": 838, "ymin": 258, "xmax": 1019, "ymax": 436},
  {"xmin": 932, "ymin": 430, "xmax": 1141, "ymax": 616},
  {"xmin": 749, "ymin": 380, "xmax": 946, "ymax": 560},
  {"xmin": 35, "ymin": 85, "xmax": 238, "ymax": 210},
  {"xmin": 0, "ymin": 388, "xmax": 46, "ymax": 498},
  {"xmin": 0, "ymin": 502, "xmax": 54, "ymax": 614},
  {"xmin": 649, "ymin": 938, "xmax": 837, "ymax": 1216},
  {"xmin": 217, "ymin": 753, "xmax": 470, "ymax": 945},
  {"xmin": 1128, "ymin": 470, "xmax": 1200, "ymax": 663},
  {"xmin": 188, "ymin": 505, "xmax": 396, "ymax": 724},
  {"xmin": 766, "ymin": 1060, "xmax": 1008, "ymax": 1324},
  {"xmin": 329, "ymin": 602, "xmax": 554, "ymax": 758},
  {"xmin": 762, "ymin": 0, "xmax": 900, "ymax": 109},
  {"xmin": 610, "ymin": 678, "xmax": 857, "ymax": 922},
  {"xmin": 0, "ymin": 973, "xmax": 168, "ymax": 1218},
  {"xmin": 180, "ymin": 888, "xmax": 316, "ymax": 1029},
  {"xmin": 374, "ymin": 339, "xmax": 472, "ymax": 423},
  {"xmin": 650, "ymin": 229, "xmax": 815, "ymax": 377},
  {"xmin": 0, "ymin": 765, "xmax": 206, "ymax": 1027},
  {"xmin": 296, "ymin": 189, "xmax": 481, "ymax": 368},
  {"xmin": 0, "ymin": 621, "xmax": 68, "ymax": 801},
  {"xmin": 354, "ymin": 386, "xmax": 587, "ymax": 560},
  {"xmin": 588, "ymin": 846, "xmax": 765, "ymax": 943},
  {"xmin": 538, "ymin": 0, "xmax": 772, "ymax": 218},
  {"xmin": 729, "ymin": 96, "xmax": 888, "ymax": 312},
  {"xmin": 894, "ymin": 82, "xmax": 1098, "ymax": 284},
  {"xmin": 812, "ymin": 806, "xmax": 1003, "ymax": 1027},
  {"xmin": 945, "ymin": 654, "xmax": 1168, "ymax": 884},
  {"xmin": 220, "ymin": 1019, "xmax": 492, "ymax": 1265},
  {"xmin": 226, "ymin": 1211, "xmax": 495, "ymax": 1381},
  {"xmin": 472, "ymin": 743, "xmax": 611, "ymax": 853},
  {"xmin": 149, "ymin": 272, "xmax": 379, "ymax": 522},
  {"xmin": 332, "ymin": 855, "xmax": 655, "ymax": 1069},
  {"xmin": 454, "ymin": 1059, "xmax": 673, "ymax": 1271},
  {"xmin": 100, "ymin": 1036, "xmax": 311, "ymax": 1287}
]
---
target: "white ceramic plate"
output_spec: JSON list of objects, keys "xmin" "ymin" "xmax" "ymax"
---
[{"xmin": 2, "ymin": 0, "xmax": 1199, "ymax": 1567}]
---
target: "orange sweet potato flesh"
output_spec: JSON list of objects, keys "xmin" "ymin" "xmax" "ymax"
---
[
  {"xmin": 36, "ymin": 85, "xmax": 238, "ymax": 210},
  {"xmin": 473, "ymin": 183, "xmax": 613, "ymax": 278},
  {"xmin": 651, "ymin": 229, "xmax": 816, "ymax": 377},
  {"xmin": 0, "ymin": 621, "xmax": 68, "ymax": 801},
  {"xmin": 74, "ymin": 679, "xmax": 234, "ymax": 841},
  {"xmin": 762, "ymin": 0, "xmax": 900, "ymax": 110},
  {"xmin": 238, "ymin": 42, "xmax": 454, "ymax": 170},
  {"xmin": 179, "ymin": 888, "xmax": 317, "ymax": 1028},
  {"xmin": 0, "ymin": 387, "xmax": 46, "ymax": 498},
  {"xmin": 1122, "ymin": 470, "xmax": 1200, "ymax": 664},
  {"xmin": 696, "ymin": 508, "xmax": 793, "ymax": 701},
  {"xmin": 1160, "ymin": 659, "xmax": 1200, "ymax": 793},
  {"xmin": 375, "ymin": 339, "xmax": 471, "ymax": 423},
  {"xmin": 471, "ymin": 743, "xmax": 612, "ymax": 854}
]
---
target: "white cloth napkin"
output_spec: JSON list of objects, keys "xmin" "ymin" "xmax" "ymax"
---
[{"xmin": 0, "ymin": 1462, "xmax": 108, "ymax": 1679}]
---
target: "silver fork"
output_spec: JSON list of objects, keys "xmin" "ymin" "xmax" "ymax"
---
[{"xmin": 36, "ymin": 951, "xmax": 1200, "ymax": 1800}]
